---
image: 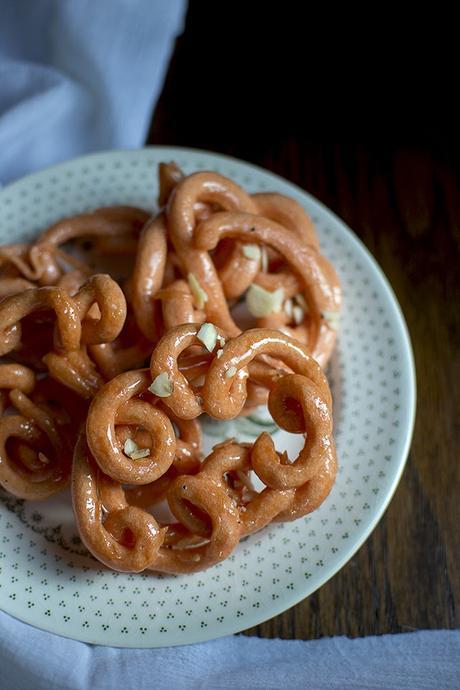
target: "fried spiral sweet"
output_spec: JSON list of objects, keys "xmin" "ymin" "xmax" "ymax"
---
[
  {"xmin": 86, "ymin": 369, "xmax": 176, "ymax": 484},
  {"xmin": 167, "ymin": 171, "xmax": 259, "ymax": 334},
  {"xmin": 0, "ymin": 370, "xmax": 75, "ymax": 499},
  {"xmin": 0, "ymin": 161, "xmax": 341, "ymax": 574},
  {"xmin": 195, "ymin": 211, "xmax": 341, "ymax": 355},
  {"xmin": 72, "ymin": 433, "xmax": 166, "ymax": 573}
]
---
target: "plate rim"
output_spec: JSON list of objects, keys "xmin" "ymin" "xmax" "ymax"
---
[{"xmin": 0, "ymin": 146, "xmax": 416, "ymax": 647}]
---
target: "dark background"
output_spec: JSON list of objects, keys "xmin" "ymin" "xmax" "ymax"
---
[{"xmin": 148, "ymin": 1, "xmax": 459, "ymax": 639}]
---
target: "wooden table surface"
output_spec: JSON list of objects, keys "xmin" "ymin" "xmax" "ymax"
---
[{"xmin": 148, "ymin": 2, "xmax": 459, "ymax": 639}]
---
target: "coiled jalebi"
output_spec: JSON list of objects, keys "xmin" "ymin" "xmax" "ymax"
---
[
  {"xmin": 0, "ymin": 161, "xmax": 341, "ymax": 574},
  {"xmin": 0, "ymin": 365, "xmax": 76, "ymax": 499}
]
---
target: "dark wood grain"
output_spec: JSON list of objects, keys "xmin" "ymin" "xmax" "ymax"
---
[{"xmin": 147, "ymin": 1, "xmax": 460, "ymax": 639}]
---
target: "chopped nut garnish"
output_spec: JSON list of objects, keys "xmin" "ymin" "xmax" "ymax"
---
[
  {"xmin": 294, "ymin": 293, "xmax": 309, "ymax": 312},
  {"xmin": 197, "ymin": 322, "xmax": 218, "ymax": 352},
  {"xmin": 38, "ymin": 452, "xmax": 50, "ymax": 465},
  {"xmin": 188, "ymin": 273, "xmax": 208, "ymax": 310},
  {"xmin": 322, "ymin": 310, "xmax": 340, "ymax": 330},
  {"xmin": 246, "ymin": 284, "xmax": 284, "ymax": 317},
  {"xmin": 216, "ymin": 348, "xmax": 224, "ymax": 358},
  {"xmin": 236, "ymin": 470, "xmax": 255, "ymax": 491},
  {"xmin": 124, "ymin": 438, "xmax": 137, "ymax": 456},
  {"xmin": 130, "ymin": 448, "xmax": 150, "ymax": 460},
  {"xmin": 293, "ymin": 305, "xmax": 304, "ymax": 325},
  {"xmin": 148, "ymin": 372, "xmax": 173, "ymax": 397},
  {"xmin": 123, "ymin": 438, "xmax": 150, "ymax": 460},
  {"xmin": 242, "ymin": 244, "xmax": 261, "ymax": 261}
]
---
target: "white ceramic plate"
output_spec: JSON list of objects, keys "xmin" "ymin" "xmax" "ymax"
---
[{"xmin": 0, "ymin": 147, "xmax": 416, "ymax": 647}]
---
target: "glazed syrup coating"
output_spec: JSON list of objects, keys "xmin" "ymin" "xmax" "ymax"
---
[{"xmin": 0, "ymin": 162, "xmax": 341, "ymax": 573}]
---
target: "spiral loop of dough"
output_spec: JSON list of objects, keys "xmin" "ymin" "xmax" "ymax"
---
[
  {"xmin": 195, "ymin": 211, "xmax": 341, "ymax": 352},
  {"xmin": 149, "ymin": 323, "xmax": 218, "ymax": 419},
  {"xmin": 73, "ymin": 350, "xmax": 337, "ymax": 572},
  {"xmin": 71, "ymin": 273, "xmax": 127, "ymax": 345},
  {"xmin": 197, "ymin": 357, "xmax": 336, "ymax": 528},
  {"xmin": 216, "ymin": 193, "xmax": 319, "ymax": 301},
  {"xmin": 1, "ymin": 162, "xmax": 341, "ymax": 574},
  {"xmin": 0, "ymin": 242, "xmax": 59, "ymax": 285},
  {"xmin": 202, "ymin": 327, "xmax": 331, "ymax": 419},
  {"xmin": 0, "ymin": 286, "xmax": 81, "ymax": 356},
  {"xmin": 0, "ymin": 385, "xmax": 73, "ymax": 500},
  {"xmin": 197, "ymin": 441, "xmax": 294, "ymax": 536},
  {"xmin": 0, "ymin": 207, "xmax": 149, "ymax": 288},
  {"xmin": 163, "ymin": 168, "xmax": 340, "ymax": 365},
  {"xmin": 36, "ymin": 206, "xmax": 150, "ymax": 281},
  {"xmin": 86, "ymin": 369, "xmax": 176, "ymax": 484},
  {"xmin": 149, "ymin": 324, "xmax": 330, "ymax": 423},
  {"xmin": 72, "ymin": 436, "xmax": 242, "ymax": 574},
  {"xmin": 72, "ymin": 433, "xmax": 166, "ymax": 572},
  {"xmin": 0, "ymin": 274, "xmax": 125, "ymax": 397},
  {"xmin": 167, "ymin": 171, "xmax": 259, "ymax": 333}
]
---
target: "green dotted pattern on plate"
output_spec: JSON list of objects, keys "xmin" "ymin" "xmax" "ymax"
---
[{"xmin": 0, "ymin": 148, "xmax": 415, "ymax": 647}]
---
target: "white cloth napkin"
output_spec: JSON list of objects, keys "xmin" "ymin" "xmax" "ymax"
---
[
  {"xmin": 0, "ymin": 613, "xmax": 458, "ymax": 690},
  {"xmin": 0, "ymin": 0, "xmax": 185, "ymax": 184},
  {"xmin": 1, "ymin": 3, "xmax": 458, "ymax": 689}
]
